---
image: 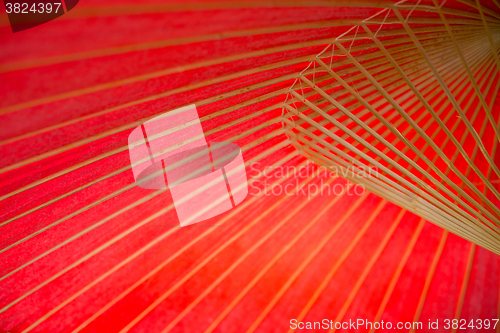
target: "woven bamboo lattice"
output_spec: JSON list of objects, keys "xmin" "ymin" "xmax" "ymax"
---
[{"xmin": 281, "ymin": 0, "xmax": 500, "ymax": 254}]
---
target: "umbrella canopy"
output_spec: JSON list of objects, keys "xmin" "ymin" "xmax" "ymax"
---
[{"xmin": 0, "ymin": 0, "xmax": 499, "ymax": 332}]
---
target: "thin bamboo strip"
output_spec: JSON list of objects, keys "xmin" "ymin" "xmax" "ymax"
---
[
  {"xmin": 283, "ymin": 43, "xmax": 475, "ymax": 198},
  {"xmin": 0, "ymin": 38, "xmax": 328, "ymax": 116},
  {"xmin": 0, "ymin": 22, "xmax": 482, "ymax": 119},
  {"xmin": 285, "ymin": 29, "xmax": 485, "ymax": 125},
  {"xmin": 485, "ymin": 112, "xmax": 500, "ymax": 193},
  {"xmin": 286, "ymin": 205, "xmax": 403, "ymax": 333},
  {"xmin": 282, "ymin": 6, "xmax": 500, "ymax": 253},
  {"xmin": 475, "ymin": 0, "xmax": 500, "ymax": 77},
  {"xmin": 391, "ymin": 44, "xmax": 498, "ymax": 196},
  {"xmin": 462, "ymin": 65, "xmax": 500, "ymax": 186},
  {"xmin": 0, "ymin": 126, "xmax": 291, "ymax": 280},
  {"xmin": 0, "ymin": 0, "xmax": 494, "ymax": 28},
  {"xmin": 290, "ymin": 37, "xmax": 492, "ymax": 200},
  {"xmin": 0, "ymin": 130, "xmax": 290, "ymax": 268},
  {"xmin": 454, "ymin": 0, "xmax": 500, "ymax": 20},
  {"xmin": 5, "ymin": 32, "xmax": 486, "ymax": 158},
  {"xmin": 409, "ymin": 230, "xmax": 448, "ymax": 333},
  {"xmin": 0, "ymin": 1, "xmax": 396, "ymax": 28},
  {"xmin": 0, "ymin": 19, "xmax": 389, "ymax": 74},
  {"xmin": 408, "ymin": 44, "xmax": 498, "ymax": 179},
  {"xmin": 69, "ymin": 154, "xmax": 312, "ymax": 333},
  {"xmin": 0, "ymin": 104, "xmax": 291, "ymax": 226},
  {"xmin": 1, "ymin": 2, "xmax": 499, "ymax": 331},
  {"xmin": 290, "ymin": 106, "xmax": 500, "ymax": 252},
  {"xmin": 367, "ymin": 218, "xmax": 426, "ymax": 333},
  {"xmin": 0, "ymin": 22, "xmax": 487, "ymax": 76},
  {"xmin": 327, "ymin": 209, "xmax": 406, "ymax": 333},
  {"xmin": 312, "ymin": 33, "xmax": 493, "ymax": 144},
  {"xmin": 450, "ymin": 244, "xmax": 476, "ymax": 333},
  {"xmin": 364, "ymin": 26, "xmax": 500, "ymax": 181}
]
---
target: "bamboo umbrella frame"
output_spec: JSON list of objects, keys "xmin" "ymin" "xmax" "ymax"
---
[{"xmin": 281, "ymin": 0, "xmax": 500, "ymax": 254}]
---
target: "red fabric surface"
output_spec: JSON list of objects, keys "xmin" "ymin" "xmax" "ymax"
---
[{"xmin": 1, "ymin": 1, "xmax": 499, "ymax": 332}]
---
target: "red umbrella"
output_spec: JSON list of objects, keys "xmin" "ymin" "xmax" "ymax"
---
[{"xmin": 0, "ymin": 0, "xmax": 499, "ymax": 331}]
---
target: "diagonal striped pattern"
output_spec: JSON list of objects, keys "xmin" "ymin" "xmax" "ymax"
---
[{"xmin": 0, "ymin": 0, "xmax": 499, "ymax": 332}]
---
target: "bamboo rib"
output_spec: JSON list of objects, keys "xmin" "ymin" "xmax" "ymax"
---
[
  {"xmin": 367, "ymin": 218, "xmax": 426, "ymax": 333},
  {"xmin": 454, "ymin": 71, "xmax": 500, "ymax": 194},
  {"xmin": 393, "ymin": 32, "xmax": 500, "ymax": 200},
  {"xmin": 409, "ymin": 231, "xmax": 448, "ymax": 333},
  {"xmin": 0, "ymin": 27, "xmax": 484, "ymax": 188},
  {"xmin": 14, "ymin": 17, "xmax": 485, "ymax": 117},
  {"xmin": 475, "ymin": 0, "xmax": 500, "ymax": 77},
  {"xmin": 282, "ymin": 39, "xmax": 484, "ymax": 179},
  {"xmin": 0, "ymin": 121, "xmax": 288, "ymax": 250},
  {"xmin": 432, "ymin": 0, "xmax": 500, "ymax": 146},
  {"xmin": 327, "ymin": 209, "xmax": 406, "ymax": 333},
  {"xmin": 312, "ymin": 39, "xmax": 496, "ymax": 242},
  {"xmin": 288, "ymin": 86, "xmax": 500, "ymax": 236},
  {"xmin": 319, "ymin": 44, "xmax": 500, "ymax": 218},
  {"xmin": 290, "ymin": 34, "xmax": 491, "ymax": 159},
  {"xmin": 67, "ymin": 153, "xmax": 308, "ymax": 333},
  {"xmin": 288, "ymin": 123, "xmax": 500, "ymax": 253},
  {"xmin": 290, "ymin": 120, "xmax": 500, "ymax": 254},
  {"xmin": 392, "ymin": 7, "xmax": 500, "ymax": 186},
  {"xmin": 304, "ymin": 131, "xmax": 499, "ymax": 255},
  {"xmin": 450, "ymin": 244, "xmax": 476, "ymax": 333},
  {"xmin": 362, "ymin": 25, "xmax": 500, "ymax": 186},
  {"xmin": 157, "ymin": 182, "xmax": 354, "ymax": 333},
  {"xmin": 298, "ymin": 143, "xmax": 500, "ymax": 255},
  {"xmin": 411, "ymin": 46, "xmax": 498, "ymax": 180},
  {"xmin": 454, "ymin": 0, "xmax": 500, "ymax": 20},
  {"xmin": 303, "ymin": 61, "xmax": 499, "ymax": 218}
]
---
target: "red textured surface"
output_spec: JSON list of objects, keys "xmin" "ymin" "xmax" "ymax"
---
[{"xmin": 0, "ymin": 1, "xmax": 499, "ymax": 332}]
